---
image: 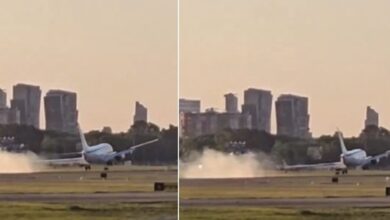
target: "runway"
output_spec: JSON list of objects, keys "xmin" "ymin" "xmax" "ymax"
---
[
  {"xmin": 0, "ymin": 192, "xmax": 177, "ymax": 203},
  {"xmin": 181, "ymin": 197, "xmax": 390, "ymax": 208}
]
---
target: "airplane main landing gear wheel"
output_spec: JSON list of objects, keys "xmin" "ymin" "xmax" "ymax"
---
[{"xmin": 84, "ymin": 165, "xmax": 91, "ymax": 171}]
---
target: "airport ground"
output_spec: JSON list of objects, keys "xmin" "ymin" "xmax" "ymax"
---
[
  {"xmin": 180, "ymin": 170, "xmax": 390, "ymax": 219},
  {"xmin": 0, "ymin": 165, "xmax": 177, "ymax": 220}
]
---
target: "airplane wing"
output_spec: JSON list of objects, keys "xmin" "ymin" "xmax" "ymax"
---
[
  {"xmin": 362, "ymin": 150, "xmax": 390, "ymax": 167},
  {"xmin": 281, "ymin": 161, "xmax": 347, "ymax": 171},
  {"xmin": 373, "ymin": 150, "xmax": 390, "ymax": 160},
  {"xmin": 37, "ymin": 156, "xmax": 89, "ymax": 166},
  {"xmin": 109, "ymin": 139, "xmax": 159, "ymax": 161}
]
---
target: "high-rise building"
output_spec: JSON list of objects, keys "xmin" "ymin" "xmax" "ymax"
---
[
  {"xmin": 181, "ymin": 110, "xmax": 252, "ymax": 137},
  {"xmin": 0, "ymin": 88, "xmax": 20, "ymax": 125},
  {"xmin": 179, "ymin": 99, "xmax": 201, "ymax": 136},
  {"xmin": 242, "ymin": 88, "xmax": 273, "ymax": 132},
  {"xmin": 0, "ymin": 89, "xmax": 6, "ymax": 108},
  {"xmin": 275, "ymin": 94, "xmax": 311, "ymax": 138},
  {"xmin": 0, "ymin": 88, "xmax": 7, "ymax": 124},
  {"xmin": 44, "ymin": 90, "xmax": 78, "ymax": 134},
  {"xmin": 7, "ymin": 108, "xmax": 20, "ymax": 125},
  {"xmin": 11, "ymin": 84, "xmax": 41, "ymax": 128},
  {"xmin": 224, "ymin": 93, "xmax": 238, "ymax": 113},
  {"xmin": 133, "ymin": 101, "xmax": 147, "ymax": 123},
  {"xmin": 0, "ymin": 108, "xmax": 20, "ymax": 125},
  {"xmin": 365, "ymin": 106, "xmax": 379, "ymax": 128},
  {"xmin": 0, "ymin": 108, "xmax": 8, "ymax": 124},
  {"xmin": 179, "ymin": 99, "xmax": 201, "ymax": 113}
]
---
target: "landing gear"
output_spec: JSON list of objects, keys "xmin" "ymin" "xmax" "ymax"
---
[
  {"xmin": 100, "ymin": 172, "xmax": 107, "ymax": 179},
  {"xmin": 84, "ymin": 165, "xmax": 91, "ymax": 171},
  {"xmin": 101, "ymin": 165, "xmax": 110, "ymax": 179},
  {"xmin": 335, "ymin": 168, "xmax": 348, "ymax": 175}
]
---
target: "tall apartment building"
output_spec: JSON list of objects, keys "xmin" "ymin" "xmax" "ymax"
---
[
  {"xmin": 0, "ymin": 108, "xmax": 8, "ymax": 124},
  {"xmin": 0, "ymin": 89, "xmax": 6, "ymax": 108},
  {"xmin": 44, "ymin": 90, "xmax": 78, "ymax": 134},
  {"xmin": 0, "ymin": 89, "xmax": 7, "ymax": 124},
  {"xmin": 179, "ymin": 99, "xmax": 201, "ymax": 136},
  {"xmin": 242, "ymin": 88, "xmax": 273, "ymax": 132},
  {"xmin": 179, "ymin": 99, "xmax": 201, "ymax": 113},
  {"xmin": 181, "ymin": 109, "xmax": 252, "ymax": 137},
  {"xmin": 0, "ymin": 108, "xmax": 20, "ymax": 125},
  {"xmin": 224, "ymin": 93, "xmax": 238, "ymax": 113},
  {"xmin": 11, "ymin": 84, "xmax": 41, "ymax": 128},
  {"xmin": 365, "ymin": 106, "xmax": 379, "ymax": 128},
  {"xmin": 275, "ymin": 94, "xmax": 311, "ymax": 138},
  {"xmin": 133, "ymin": 101, "xmax": 147, "ymax": 123}
]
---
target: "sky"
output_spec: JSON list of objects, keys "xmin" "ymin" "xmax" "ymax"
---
[
  {"xmin": 180, "ymin": 0, "xmax": 390, "ymax": 137},
  {"xmin": 0, "ymin": 0, "xmax": 177, "ymax": 132}
]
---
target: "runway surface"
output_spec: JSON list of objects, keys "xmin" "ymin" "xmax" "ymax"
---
[
  {"xmin": 181, "ymin": 197, "xmax": 390, "ymax": 208},
  {"xmin": 0, "ymin": 192, "xmax": 177, "ymax": 203}
]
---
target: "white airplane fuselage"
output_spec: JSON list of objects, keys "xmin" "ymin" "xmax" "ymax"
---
[
  {"xmin": 83, "ymin": 143, "xmax": 116, "ymax": 164},
  {"xmin": 341, "ymin": 149, "xmax": 371, "ymax": 167}
]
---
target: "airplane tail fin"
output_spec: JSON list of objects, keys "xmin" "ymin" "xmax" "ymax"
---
[
  {"xmin": 78, "ymin": 124, "xmax": 89, "ymax": 152},
  {"xmin": 336, "ymin": 129, "xmax": 348, "ymax": 154}
]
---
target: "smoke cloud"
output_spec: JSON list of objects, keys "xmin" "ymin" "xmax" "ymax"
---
[
  {"xmin": 0, "ymin": 151, "xmax": 45, "ymax": 173},
  {"xmin": 180, "ymin": 149, "xmax": 275, "ymax": 178}
]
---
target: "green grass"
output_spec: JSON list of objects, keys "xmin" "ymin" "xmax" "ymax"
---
[
  {"xmin": 180, "ymin": 171, "xmax": 390, "ymax": 219},
  {"xmin": 0, "ymin": 181, "xmax": 152, "ymax": 194},
  {"xmin": 0, "ymin": 202, "xmax": 177, "ymax": 220},
  {"xmin": 180, "ymin": 207, "xmax": 390, "ymax": 220},
  {"xmin": 180, "ymin": 171, "xmax": 390, "ymax": 199},
  {"xmin": 181, "ymin": 185, "xmax": 385, "ymax": 199},
  {"xmin": 0, "ymin": 167, "xmax": 176, "ymax": 193}
]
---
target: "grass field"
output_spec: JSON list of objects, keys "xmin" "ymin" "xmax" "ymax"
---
[
  {"xmin": 180, "ymin": 170, "xmax": 390, "ymax": 220},
  {"xmin": 0, "ymin": 165, "xmax": 177, "ymax": 219},
  {"xmin": 180, "ymin": 170, "xmax": 390, "ymax": 199},
  {"xmin": 0, "ymin": 165, "xmax": 177, "ymax": 194},
  {"xmin": 0, "ymin": 202, "xmax": 177, "ymax": 220},
  {"xmin": 180, "ymin": 207, "xmax": 390, "ymax": 220}
]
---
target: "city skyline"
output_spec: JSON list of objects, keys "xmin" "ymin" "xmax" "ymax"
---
[
  {"xmin": 180, "ymin": 0, "xmax": 390, "ymax": 137},
  {"xmin": 180, "ymin": 87, "xmax": 381, "ymax": 137},
  {"xmin": 0, "ymin": 83, "xmax": 174, "ymax": 131},
  {"xmin": 0, "ymin": 1, "xmax": 177, "ymax": 132}
]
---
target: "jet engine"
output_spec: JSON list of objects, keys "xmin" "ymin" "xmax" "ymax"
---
[
  {"xmin": 114, "ymin": 154, "xmax": 126, "ymax": 162},
  {"xmin": 370, "ymin": 158, "xmax": 379, "ymax": 165}
]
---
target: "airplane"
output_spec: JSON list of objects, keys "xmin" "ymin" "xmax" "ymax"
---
[
  {"xmin": 279, "ymin": 130, "xmax": 390, "ymax": 174},
  {"xmin": 337, "ymin": 130, "xmax": 390, "ymax": 169},
  {"xmin": 42, "ymin": 126, "xmax": 159, "ymax": 170}
]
